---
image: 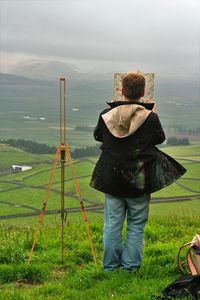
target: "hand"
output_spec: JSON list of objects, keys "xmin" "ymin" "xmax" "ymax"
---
[{"xmin": 152, "ymin": 103, "xmax": 157, "ymax": 113}]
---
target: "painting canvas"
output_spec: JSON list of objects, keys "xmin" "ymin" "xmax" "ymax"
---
[{"xmin": 113, "ymin": 72, "xmax": 155, "ymax": 102}]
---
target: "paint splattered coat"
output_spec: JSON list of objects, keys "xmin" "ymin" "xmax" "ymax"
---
[{"xmin": 90, "ymin": 101, "xmax": 186, "ymax": 197}]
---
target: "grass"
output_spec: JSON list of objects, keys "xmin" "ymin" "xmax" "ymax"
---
[
  {"xmin": 181, "ymin": 163, "xmax": 200, "ymax": 178},
  {"xmin": 177, "ymin": 179, "xmax": 200, "ymax": 193},
  {"xmin": 0, "ymin": 187, "xmax": 82, "ymax": 213},
  {"xmin": 161, "ymin": 144, "xmax": 200, "ymax": 156},
  {"xmin": 0, "ymin": 144, "xmax": 200, "ymax": 223},
  {"xmin": 1, "ymin": 89, "xmax": 200, "ymax": 148},
  {"xmin": 0, "ymin": 144, "xmax": 200, "ymax": 298},
  {"xmin": 0, "ymin": 200, "xmax": 200, "ymax": 299},
  {"xmin": 0, "ymin": 145, "xmax": 53, "ymax": 169}
]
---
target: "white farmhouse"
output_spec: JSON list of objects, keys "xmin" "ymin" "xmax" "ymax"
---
[{"xmin": 12, "ymin": 165, "xmax": 32, "ymax": 172}]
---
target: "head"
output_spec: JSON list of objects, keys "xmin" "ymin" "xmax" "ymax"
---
[{"xmin": 122, "ymin": 72, "xmax": 145, "ymax": 101}]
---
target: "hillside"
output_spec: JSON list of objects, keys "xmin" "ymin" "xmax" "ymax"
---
[
  {"xmin": 0, "ymin": 73, "xmax": 200, "ymax": 147},
  {"xmin": 0, "ymin": 144, "xmax": 200, "ymax": 299},
  {"xmin": 0, "ymin": 144, "xmax": 199, "ymax": 224}
]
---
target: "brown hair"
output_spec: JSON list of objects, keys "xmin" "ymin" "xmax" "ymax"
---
[{"xmin": 122, "ymin": 73, "xmax": 145, "ymax": 100}]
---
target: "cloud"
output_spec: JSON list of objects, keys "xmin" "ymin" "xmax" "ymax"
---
[{"xmin": 0, "ymin": 0, "xmax": 200, "ymax": 77}]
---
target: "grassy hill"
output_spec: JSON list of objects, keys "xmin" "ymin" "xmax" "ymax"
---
[
  {"xmin": 0, "ymin": 144, "xmax": 200, "ymax": 224},
  {"xmin": 0, "ymin": 202, "xmax": 200, "ymax": 300},
  {"xmin": 0, "ymin": 144, "xmax": 200, "ymax": 299}
]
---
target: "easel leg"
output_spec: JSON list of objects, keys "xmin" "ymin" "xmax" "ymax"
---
[
  {"xmin": 27, "ymin": 146, "xmax": 61, "ymax": 265},
  {"xmin": 28, "ymin": 77, "xmax": 97, "ymax": 266},
  {"xmin": 60, "ymin": 144, "xmax": 66, "ymax": 265},
  {"xmin": 65, "ymin": 145, "xmax": 97, "ymax": 264}
]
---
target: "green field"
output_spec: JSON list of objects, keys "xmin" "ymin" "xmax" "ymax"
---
[
  {"xmin": 0, "ymin": 76, "xmax": 200, "ymax": 148},
  {"xmin": 0, "ymin": 201, "xmax": 200, "ymax": 299},
  {"xmin": 0, "ymin": 144, "xmax": 200, "ymax": 222},
  {"xmin": 0, "ymin": 144, "xmax": 200, "ymax": 299}
]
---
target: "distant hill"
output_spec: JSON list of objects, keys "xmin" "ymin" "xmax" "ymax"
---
[
  {"xmin": 0, "ymin": 71, "xmax": 199, "ymax": 98},
  {"xmin": 0, "ymin": 72, "xmax": 199, "ymax": 147},
  {"xmin": 12, "ymin": 60, "xmax": 82, "ymax": 81},
  {"xmin": 0, "ymin": 73, "xmax": 54, "ymax": 86},
  {"xmin": 0, "ymin": 72, "xmax": 113, "ymax": 107}
]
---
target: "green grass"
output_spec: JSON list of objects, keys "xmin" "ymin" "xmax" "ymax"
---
[
  {"xmin": 0, "ymin": 200, "xmax": 200, "ymax": 299},
  {"xmin": 0, "ymin": 182, "xmax": 18, "ymax": 191},
  {"xmin": 0, "ymin": 203, "xmax": 35, "ymax": 216},
  {"xmin": 1, "ymin": 89, "xmax": 200, "ymax": 148},
  {"xmin": 161, "ymin": 144, "xmax": 200, "ymax": 156},
  {"xmin": 0, "ymin": 187, "xmax": 82, "ymax": 211},
  {"xmin": 178, "ymin": 178, "xmax": 200, "ymax": 193},
  {"xmin": 0, "ymin": 144, "xmax": 200, "ymax": 224},
  {"xmin": 0, "ymin": 144, "xmax": 200, "ymax": 298},
  {"xmin": 0, "ymin": 145, "xmax": 53, "ymax": 169},
  {"xmin": 152, "ymin": 182, "xmax": 197, "ymax": 198}
]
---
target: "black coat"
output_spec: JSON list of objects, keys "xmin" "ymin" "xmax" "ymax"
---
[{"xmin": 90, "ymin": 101, "xmax": 186, "ymax": 197}]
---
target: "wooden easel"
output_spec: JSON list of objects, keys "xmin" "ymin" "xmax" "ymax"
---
[{"xmin": 28, "ymin": 77, "xmax": 96, "ymax": 265}]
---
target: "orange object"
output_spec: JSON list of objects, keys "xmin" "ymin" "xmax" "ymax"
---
[{"xmin": 28, "ymin": 77, "xmax": 96, "ymax": 265}]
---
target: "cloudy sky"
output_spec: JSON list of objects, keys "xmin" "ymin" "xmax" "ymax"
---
[{"xmin": 0, "ymin": 0, "xmax": 200, "ymax": 79}]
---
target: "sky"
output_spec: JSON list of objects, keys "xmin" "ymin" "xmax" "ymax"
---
[{"xmin": 0, "ymin": 0, "xmax": 200, "ymax": 80}]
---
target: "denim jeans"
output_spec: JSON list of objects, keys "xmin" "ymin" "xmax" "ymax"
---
[{"xmin": 103, "ymin": 193, "xmax": 150, "ymax": 272}]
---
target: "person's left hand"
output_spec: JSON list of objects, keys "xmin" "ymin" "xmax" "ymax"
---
[{"xmin": 152, "ymin": 103, "xmax": 157, "ymax": 113}]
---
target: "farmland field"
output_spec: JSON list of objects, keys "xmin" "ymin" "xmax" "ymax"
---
[
  {"xmin": 0, "ymin": 144, "xmax": 200, "ymax": 299},
  {"xmin": 1, "ymin": 73, "xmax": 200, "ymax": 148},
  {"xmin": 0, "ymin": 145, "xmax": 200, "ymax": 218},
  {"xmin": 0, "ymin": 144, "xmax": 199, "ymax": 222}
]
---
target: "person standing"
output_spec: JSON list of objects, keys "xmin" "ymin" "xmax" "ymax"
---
[{"xmin": 90, "ymin": 72, "xmax": 186, "ymax": 272}]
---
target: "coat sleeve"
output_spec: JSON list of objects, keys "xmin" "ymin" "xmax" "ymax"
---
[
  {"xmin": 150, "ymin": 112, "xmax": 166, "ymax": 145},
  {"xmin": 94, "ymin": 115, "xmax": 103, "ymax": 142},
  {"xmin": 93, "ymin": 109, "xmax": 109, "ymax": 142}
]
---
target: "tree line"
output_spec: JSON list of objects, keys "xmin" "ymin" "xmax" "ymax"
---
[
  {"xmin": 0, "ymin": 137, "xmax": 190, "ymax": 158},
  {"xmin": 167, "ymin": 124, "xmax": 200, "ymax": 135},
  {"xmin": 167, "ymin": 136, "xmax": 190, "ymax": 146},
  {"xmin": 0, "ymin": 139, "xmax": 101, "ymax": 158}
]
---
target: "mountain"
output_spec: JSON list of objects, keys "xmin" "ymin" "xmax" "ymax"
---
[
  {"xmin": 0, "ymin": 72, "xmax": 113, "ymax": 117},
  {"xmin": 1, "ymin": 58, "xmax": 199, "ymax": 97},
  {"xmin": 0, "ymin": 73, "xmax": 54, "ymax": 86},
  {"xmin": 13, "ymin": 60, "xmax": 81, "ymax": 81}
]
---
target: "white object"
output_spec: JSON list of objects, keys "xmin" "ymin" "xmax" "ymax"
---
[{"xmin": 12, "ymin": 165, "xmax": 32, "ymax": 172}]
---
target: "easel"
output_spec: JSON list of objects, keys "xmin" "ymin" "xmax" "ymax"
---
[{"xmin": 28, "ymin": 77, "xmax": 96, "ymax": 265}]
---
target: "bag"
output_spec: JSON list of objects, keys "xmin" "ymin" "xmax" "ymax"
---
[
  {"xmin": 156, "ymin": 275, "xmax": 200, "ymax": 299},
  {"xmin": 178, "ymin": 234, "xmax": 200, "ymax": 275}
]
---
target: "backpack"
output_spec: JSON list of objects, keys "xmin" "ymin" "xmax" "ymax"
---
[
  {"xmin": 178, "ymin": 234, "xmax": 200, "ymax": 275},
  {"xmin": 156, "ymin": 275, "xmax": 200, "ymax": 299},
  {"xmin": 155, "ymin": 235, "xmax": 200, "ymax": 299}
]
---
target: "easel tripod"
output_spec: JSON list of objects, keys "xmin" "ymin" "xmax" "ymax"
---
[{"xmin": 28, "ymin": 77, "xmax": 96, "ymax": 265}]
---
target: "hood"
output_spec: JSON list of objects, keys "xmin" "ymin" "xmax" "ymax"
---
[
  {"xmin": 102, "ymin": 103, "xmax": 151, "ymax": 138},
  {"xmin": 107, "ymin": 100, "xmax": 155, "ymax": 110}
]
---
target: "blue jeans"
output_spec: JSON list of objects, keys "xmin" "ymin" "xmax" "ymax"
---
[{"xmin": 103, "ymin": 193, "xmax": 150, "ymax": 272}]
